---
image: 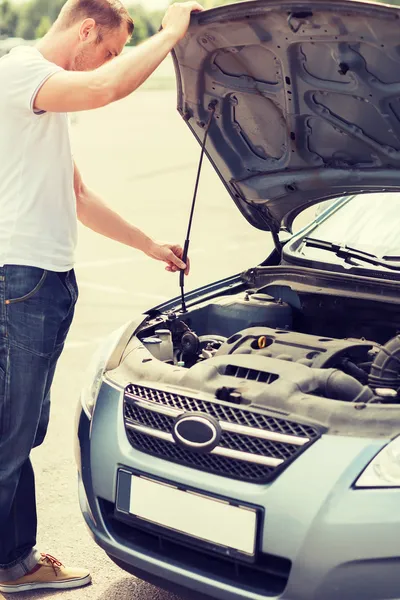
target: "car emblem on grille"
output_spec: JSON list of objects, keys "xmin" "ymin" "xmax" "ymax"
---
[{"xmin": 173, "ymin": 413, "xmax": 221, "ymax": 453}]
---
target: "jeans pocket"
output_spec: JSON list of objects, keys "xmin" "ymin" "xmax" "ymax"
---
[
  {"xmin": 5, "ymin": 269, "xmax": 48, "ymax": 305},
  {"xmin": 56, "ymin": 271, "xmax": 79, "ymax": 310},
  {"xmin": 0, "ymin": 366, "xmax": 7, "ymax": 436}
]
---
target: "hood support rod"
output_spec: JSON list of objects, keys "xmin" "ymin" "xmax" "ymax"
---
[
  {"xmin": 271, "ymin": 229, "xmax": 282, "ymax": 256},
  {"xmin": 180, "ymin": 100, "xmax": 217, "ymax": 313}
]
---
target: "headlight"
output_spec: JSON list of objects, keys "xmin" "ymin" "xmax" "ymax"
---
[
  {"xmin": 355, "ymin": 436, "xmax": 400, "ymax": 488},
  {"xmin": 80, "ymin": 324, "xmax": 128, "ymax": 419}
]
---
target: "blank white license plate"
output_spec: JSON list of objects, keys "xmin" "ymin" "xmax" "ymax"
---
[{"xmin": 129, "ymin": 475, "xmax": 257, "ymax": 556}]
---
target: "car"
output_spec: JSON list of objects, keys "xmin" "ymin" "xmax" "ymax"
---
[{"xmin": 75, "ymin": 1, "xmax": 400, "ymax": 599}]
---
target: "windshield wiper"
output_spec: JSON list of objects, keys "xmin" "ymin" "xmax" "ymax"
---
[{"xmin": 303, "ymin": 237, "xmax": 400, "ymax": 271}]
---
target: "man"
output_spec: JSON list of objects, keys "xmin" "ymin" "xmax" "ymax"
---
[{"xmin": 0, "ymin": 0, "xmax": 203, "ymax": 594}]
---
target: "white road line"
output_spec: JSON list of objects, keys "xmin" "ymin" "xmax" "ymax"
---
[
  {"xmin": 226, "ymin": 240, "xmax": 265, "ymax": 251},
  {"xmin": 75, "ymin": 255, "xmax": 147, "ymax": 269},
  {"xmin": 78, "ymin": 281, "xmax": 128, "ymax": 294},
  {"xmin": 64, "ymin": 335, "xmax": 108, "ymax": 350},
  {"xmin": 75, "ymin": 247, "xmax": 206, "ymax": 270},
  {"xmin": 130, "ymin": 291, "xmax": 169, "ymax": 301},
  {"xmin": 77, "ymin": 281, "xmax": 169, "ymax": 302},
  {"xmin": 64, "ymin": 290, "xmax": 169, "ymax": 349},
  {"xmin": 64, "ymin": 339, "xmax": 100, "ymax": 350}
]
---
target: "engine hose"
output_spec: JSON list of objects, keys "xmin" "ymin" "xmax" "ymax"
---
[
  {"xmin": 368, "ymin": 335, "xmax": 400, "ymax": 391},
  {"xmin": 199, "ymin": 335, "xmax": 227, "ymax": 344},
  {"xmin": 317, "ymin": 369, "xmax": 374, "ymax": 403},
  {"xmin": 340, "ymin": 358, "xmax": 368, "ymax": 385}
]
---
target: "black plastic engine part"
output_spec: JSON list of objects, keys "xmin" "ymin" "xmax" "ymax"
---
[
  {"xmin": 186, "ymin": 294, "xmax": 293, "ymax": 339},
  {"xmin": 181, "ymin": 331, "xmax": 200, "ymax": 359},
  {"xmin": 214, "ymin": 354, "xmax": 374, "ymax": 404},
  {"xmin": 166, "ymin": 313, "xmax": 190, "ymax": 346},
  {"xmin": 369, "ymin": 334, "xmax": 400, "ymax": 395},
  {"xmin": 215, "ymin": 327, "xmax": 374, "ymax": 370},
  {"xmin": 217, "ymin": 327, "xmax": 374, "ymax": 368},
  {"xmin": 215, "ymin": 387, "xmax": 243, "ymax": 404}
]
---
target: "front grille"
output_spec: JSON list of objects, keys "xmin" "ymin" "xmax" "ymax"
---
[
  {"xmin": 124, "ymin": 383, "xmax": 321, "ymax": 484},
  {"xmin": 127, "ymin": 429, "xmax": 275, "ymax": 481},
  {"xmin": 125, "ymin": 403, "xmax": 172, "ymax": 433},
  {"xmin": 219, "ymin": 430, "xmax": 299, "ymax": 461},
  {"xmin": 126, "ymin": 384, "xmax": 316, "ymax": 437}
]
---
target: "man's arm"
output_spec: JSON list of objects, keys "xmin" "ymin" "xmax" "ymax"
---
[
  {"xmin": 74, "ymin": 163, "xmax": 189, "ymax": 273},
  {"xmin": 35, "ymin": 2, "xmax": 203, "ymax": 113}
]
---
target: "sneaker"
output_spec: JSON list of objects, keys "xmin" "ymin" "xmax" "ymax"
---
[{"xmin": 0, "ymin": 553, "xmax": 91, "ymax": 593}]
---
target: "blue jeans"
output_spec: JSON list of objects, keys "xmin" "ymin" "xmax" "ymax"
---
[{"xmin": 0, "ymin": 265, "xmax": 78, "ymax": 581}]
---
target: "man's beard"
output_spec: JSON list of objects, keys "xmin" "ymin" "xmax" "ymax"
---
[{"xmin": 73, "ymin": 44, "xmax": 94, "ymax": 72}]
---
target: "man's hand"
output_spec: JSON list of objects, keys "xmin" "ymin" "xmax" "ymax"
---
[
  {"xmin": 162, "ymin": 1, "xmax": 204, "ymax": 42},
  {"xmin": 147, "ymin": 242, "xmax": 190, "ymax": 275}
]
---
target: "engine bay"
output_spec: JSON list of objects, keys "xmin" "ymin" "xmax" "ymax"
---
[{"xmin": 136, "ymin": 285, "xmax": 400, "ymax": 406}]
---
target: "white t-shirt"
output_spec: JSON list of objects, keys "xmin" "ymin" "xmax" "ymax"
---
[{"xmin": 0, "ymin": 46, "xmax": 77, "ymax": 272}]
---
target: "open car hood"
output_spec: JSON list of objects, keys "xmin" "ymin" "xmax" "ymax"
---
[{"xmin": 172, "ymin": 0, "xmax": 400, "ymax": 233}]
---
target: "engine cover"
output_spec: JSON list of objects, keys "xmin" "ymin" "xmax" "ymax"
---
[{"xmin": 215, "ymin": 327, "xmax": 374, "ymax": 369}]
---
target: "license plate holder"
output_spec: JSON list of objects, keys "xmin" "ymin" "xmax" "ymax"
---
[{"xmin": 115, "ymin": 469, "xmax": 261, "ymax": 563}]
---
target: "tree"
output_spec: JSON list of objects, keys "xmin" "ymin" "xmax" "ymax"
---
[
  {"xmin": 127, "ymin": 4, "xmax": 160, "ymax": 46},
  {"xmin": 35, "ymin": 14, "xmax": 51, "ymax": 39},
  {"xmin": 0, "ymin": 0, "xmax": 18, "ymax": 38},
  {"xmin": 1, "ymin": 0, "xmax": 248, "ymax": 43},
  {"xmin": 14, "ymin": 0, "xmax": 64, "ymax": 40}
]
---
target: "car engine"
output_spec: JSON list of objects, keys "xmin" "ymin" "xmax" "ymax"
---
[{"xmin": 136, "ymin": 289, "xmax": 400, "ymax": 405}]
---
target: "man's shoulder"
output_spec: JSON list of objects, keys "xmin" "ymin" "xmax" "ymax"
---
[
  {"xmin": 1, "ymin": 45, "xmax": 52, "ymax": 71},
  {"xmin": 0, "ymin": 51, "xmax": 13, "ymax": 72},
  {"xmin": 0, "ymin": 45, "xmax": 62, "ymax": 112},
  {"xmin": 0, "ymin": 46, "xmax": 33, "ymax": 75}
]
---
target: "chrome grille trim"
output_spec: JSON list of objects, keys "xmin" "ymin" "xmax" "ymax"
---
[
  {"xmin": 213, "ymin": 446, "xmax": 283, "ymax": 467},
  {"xmin": 131, "ymin": 398, "xmax": 181, "ymax": 418},
  {"xmin": 126, "ymin": 422, "xmax": 284, "ymax": 467},
  {"xmin": 220, "ymin": 421, "xmax": 309, "ymax": 446},
  {"xmin": 123, "ymin": 383, "xmax": 322, "ymax": 483},
  {"xmin": 126, "ymin": 422, "xmax": 172, "ymax": 442},
  {"xmin": 126, "ymin": 394, "xmax": 309, "ymax": 446}
]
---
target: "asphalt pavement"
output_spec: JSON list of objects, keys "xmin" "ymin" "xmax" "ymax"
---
[{"xmin": 2, "ymin": 75, "xmax": 276, "ymax": 600}]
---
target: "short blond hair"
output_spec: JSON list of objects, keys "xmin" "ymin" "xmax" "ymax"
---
[{"xmin": 59, "ymin": 0, "xmax": 134, "ymax": 38}]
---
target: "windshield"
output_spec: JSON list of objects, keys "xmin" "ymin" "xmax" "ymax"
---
[{"xmin": 293, "ymin": 193, "xmax": 400, "ymax": 269}]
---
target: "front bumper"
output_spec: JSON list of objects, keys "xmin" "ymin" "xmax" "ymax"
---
[{"xmin": 76, "ymin": 381, "xmax": 400, "ymax": 600}]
